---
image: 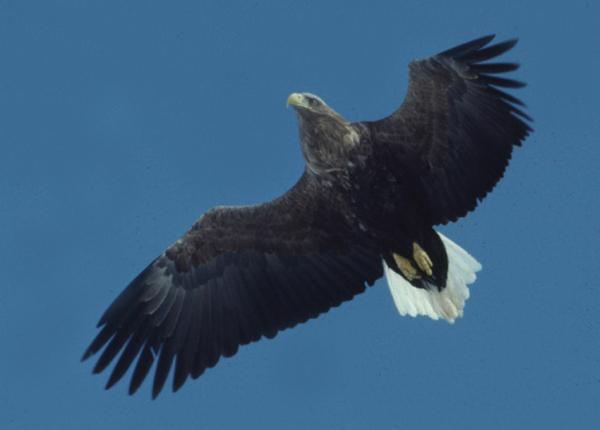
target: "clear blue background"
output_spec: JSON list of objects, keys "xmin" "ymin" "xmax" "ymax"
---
[{"xmin": 1, "ymin": 1, "xmax": 598, "ymax": 429}]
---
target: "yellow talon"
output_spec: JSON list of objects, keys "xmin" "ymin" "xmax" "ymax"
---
[
  {"xmin": 413, "ymin": 242, "xmax": 433, "ymax": 276},
  {"xmin": 393, "ymin": 253, "xmax": 421, "ymax": 281}
]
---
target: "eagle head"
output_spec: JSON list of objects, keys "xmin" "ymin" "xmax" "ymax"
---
[
  {"xmin": 287, "ymin": 92, "xmax": 333, "ymax": 115},
  {"xmin": 287, "ymin": 92, "xmax": 359, "ymax": 176}
]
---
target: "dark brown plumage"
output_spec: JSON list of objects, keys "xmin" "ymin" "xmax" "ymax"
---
[{"xmin": 364, "ymin": 35, "xmax": 531, "ymax": 225}]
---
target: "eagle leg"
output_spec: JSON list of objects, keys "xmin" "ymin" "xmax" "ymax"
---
[
  {"xmin": 413, "ymin": 242, "xmax": 433, "ymax": 276},
  {"xmin": 393, "ymin": 253, "xmax": 421, "ymax": 281}
]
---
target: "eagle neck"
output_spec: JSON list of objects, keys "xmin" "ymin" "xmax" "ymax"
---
[{"xmin": 297, "ymin": 112, "xmax": 358, "ymax": 177}]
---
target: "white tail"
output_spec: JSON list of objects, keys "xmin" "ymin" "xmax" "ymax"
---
[{"xmin": 383, "ymin": 232, "xmax": 482, "ymax": 323}]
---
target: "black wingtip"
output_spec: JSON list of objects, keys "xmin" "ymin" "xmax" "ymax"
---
[
  {"xmin": 461, "ymin": 38, "xmax": 518, "ymax": 63},
  {"xmin": 437, "ymin": 34, "xmax": 495, "ymax": 57},
  {"xmin": 151, "ymin": 350, "xmax": 172, "ymax": 400},
  {"xmin": 479, "ymin": 74, "xmax": 526, "ymax": 88},
  {"xmin": 92, "ymin": 360, "xmax": 106, "ymax": 375},
  {"xmin": 81, "ymin": 349, "xmax": 92, "ymax": 362},
  {"xmin": 81, "ymin": 324, "xmax": 115, "ymax": 363},
  {"xmin": 486, "ymin": 87, "xmax": 527, "ymax": 107},
  {"xmin": 105, "ymin": 360, "xmax": 127, "ymax": 390},
  {"xmin": 511, "ymin": 106, "xmax": 533, "ymax": 122},
  {"xmin": 470, "ymin": 62, "xmax": 520, "ymax": 74},
  {"xmin": 105, "ymin": 376, "xmax": 118, "ymax": 390},
  {"xmin": 172, "ymin": 368, "xmax": 188, "ymax": 393},
  {"xmin": 128, "ymin": 346, "xmax": 155, "ymax": 396}
]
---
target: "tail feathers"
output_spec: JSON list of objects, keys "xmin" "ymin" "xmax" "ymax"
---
[{"xmin": 384, "ymin": 232, "xmax": 482, "ymax": 323}]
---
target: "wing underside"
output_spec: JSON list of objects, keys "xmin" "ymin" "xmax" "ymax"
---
[
  {"xmin": 365, "ymin": 35, "xmax": 532, "ymax": 225},
  {"xmin": 83, "ymin": 174, "xmax": 383, "ymax": 397}
]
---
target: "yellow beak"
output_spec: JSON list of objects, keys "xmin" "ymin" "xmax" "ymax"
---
[{"xmin": 287, "ymin": 93, "xmax": 305, "ymax": 108}]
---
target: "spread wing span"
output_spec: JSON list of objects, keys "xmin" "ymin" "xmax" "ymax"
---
[
  {"xmin": 365, "ymin": 35, "xmax": 532, "ymax": 225},
  {"xmin": 82, "ymin": 174, "xmax": 382, "ymax": 398}
]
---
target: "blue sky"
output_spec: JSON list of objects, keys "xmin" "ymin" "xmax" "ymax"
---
[{"xmin": 1, "ymin": 1, "xmax": 599, "ymax": 429}]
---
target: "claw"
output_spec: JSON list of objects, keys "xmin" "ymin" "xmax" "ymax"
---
[
  {"xmin": 393, "ymin": 253, "xmax": 421, "ymax": 281},
  {"xmin": 413, "ymin": 242, "xmax": 433, "ymax": 276}
]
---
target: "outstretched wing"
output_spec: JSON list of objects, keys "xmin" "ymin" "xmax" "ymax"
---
[
  {"xmin": 82, "ymin": 173, "xmax": 382, "ymax": 398},
  {"xmin": 364, "ymin": 35, "xmax": 532, "ymax": 225}
]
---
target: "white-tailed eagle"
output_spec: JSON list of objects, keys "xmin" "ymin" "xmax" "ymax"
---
[{"xmin": 83, "ymin": 35, "xmax": 531, "ymax": 398}]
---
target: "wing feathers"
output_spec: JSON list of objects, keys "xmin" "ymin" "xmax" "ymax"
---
[
  {"xmin": 129, "ymin": 343, "xmax": 154, "ymax": 395},
  {"xmin": 153, "ymin": 339, "xmax": 176, "ymax": 398},
  {"xmin": 456, "ymin": 38, "xmax": 518, "ymax": 62},
  {"xmin": 106, "ymin": 324, "xmax": 150, "ymax": 389},
  {"xmin": 82, "ymin": 325, "xmax": 112, "ymax": 361},
  {"xmin": 82, "ymin": 180, "xmax": 382, "ymax": 397},
  {"xmin": 478, "ymin": 74, "xmax": 526, "ymax": 88},
  {"xmin": 470, "ymin": 62, "xmax": 519, "ymax": 74},
  {"xmin": 151, "ymin": 287, "xmax": 177, "ymax": 328},
  {"xmin": 366, "ymin": 35, "xmax": 531, "ymax": 224},
  {"xmin": 92, "ymin": 313, "xmax": 139, "ymax": 375},
  {"xmin": 486, "ymin": 86, "xmax": 526, "ymax": 107},
  {"xmin": 437, "ymin": 34, "xmax": 495, "ymax": 57}
]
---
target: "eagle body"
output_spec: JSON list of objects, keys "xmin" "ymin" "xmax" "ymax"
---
[
  {"xmin": 83, "ymin": 35, "xmax": 531, "ymax": 398},
  {"xmin": 293, "ymin": 110, "xmax": 450, "ymax": 288}
]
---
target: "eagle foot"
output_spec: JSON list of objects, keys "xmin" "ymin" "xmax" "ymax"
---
[
  {"xmin": 413, "ymin": 242, "xmax": 433, "ymax": 276},
  {"xmin": 393, "ymin": 253, "xmax": 421, "ymax": 281}
]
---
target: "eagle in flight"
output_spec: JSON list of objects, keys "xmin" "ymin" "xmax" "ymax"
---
[{"xmin": 83, "ymin": 35, "xmax": 531, "ymax": 398}]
